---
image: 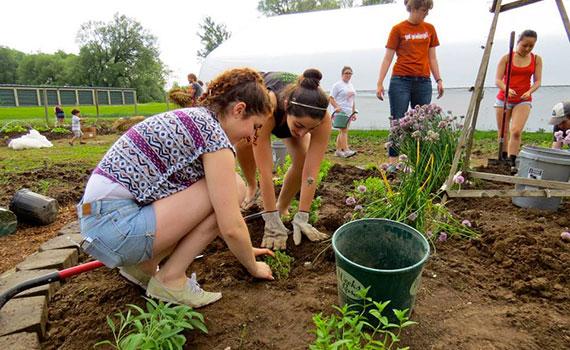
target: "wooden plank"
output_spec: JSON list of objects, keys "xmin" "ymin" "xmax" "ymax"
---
[
  {"xmin": 469, "ymin": 171, "xmax": 570, "ymax": 189},
  {"xmin": 498, "ymin": 0, "xmax": 543, "ymax": 12},
  {"xmin": 556, "ymin": 0, "xmax": 570, "ymax": 43},
  {"xmin": 447, "ymin": 189, "xmax": 570, "ymax": 198},
  {"xmin": 442, "ymin": 0, "xmax": 503, "ymax": 192}
]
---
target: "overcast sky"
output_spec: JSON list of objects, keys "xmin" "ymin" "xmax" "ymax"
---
[
  {"xmin": 0, "ymin": 0, "xmax": 262, "ymax": 86},
  {"xmin": 2, "ymin": 0, "xmax": 569, "ymax": 88}
]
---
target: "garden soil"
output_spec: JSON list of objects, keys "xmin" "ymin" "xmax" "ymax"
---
[{"xmin": 1, "ymin": 163, "xmax": 568, "ymax": 349}]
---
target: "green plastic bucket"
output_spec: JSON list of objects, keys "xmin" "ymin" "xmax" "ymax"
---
[
  {"xmin": 332, "ymin": 218, "xmax": 430, "ymax": 321},
  {"xmin": 332, "ymin": 111, "xmax": 350, "ymax": 129}
]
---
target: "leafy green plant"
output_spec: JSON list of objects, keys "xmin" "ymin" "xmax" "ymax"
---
[
  {"xmin": 317, "ymin": 159, "xmax": 333, "ymax": 186},
  {"xmin": 95, "ymin": 297, "xmax": 207, "ymax": 350},
  {"xmin": 50, "ymin": 127, "xmax": 71, "ymax": 134},
  {"xmin": 264, "ymin": 250, "xmax": 293, "ymax": 280},
  {"xmin": 33, "ymin": 125, "xmax": 50, "ymax": 132},
  {"xmin": 310, "ymin": 288, "xmax": 416, "ymax": 350},
  {"xmin": 285, "ymin": 196, "xmax": 322, "ymax": 224},
  {"xmin": 274, "ymin": 154, "xmax": 292, "ymax": 186},
  {"xmin": 1, "ymin": 124, "xmax": 27, "ymax": 133}
]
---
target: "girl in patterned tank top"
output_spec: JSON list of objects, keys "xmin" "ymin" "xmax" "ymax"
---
[{"xmin": 78, "ymin": 68, "xmax": 275, "ymax": 309}]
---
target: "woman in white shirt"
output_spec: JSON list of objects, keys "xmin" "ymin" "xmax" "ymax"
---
[{"xmin": 329, "ymin": 66, "xmax": 357, "ymax": 158}]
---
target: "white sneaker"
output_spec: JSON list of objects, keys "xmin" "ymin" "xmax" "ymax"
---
[
  {"xmin": 146, "ymin": 273, "xmax": 222, "ymax": 308},
  {"xmin": 344, "ymin": 149, "xmax": 357, "ymax": 158},
  {"xmin": 335, "ymin": 150, "xmax": 346, "ymax": 157}
]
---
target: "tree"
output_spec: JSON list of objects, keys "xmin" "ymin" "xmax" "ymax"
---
[
  {"xmin": 257, "ymin": 0, "xmax": 341, "ymax": 16},
  {"xmin": 362, "ymin": 0, "xmax": 395, "ymax": 5},
  {"xmin": 0, "ymin": 47, "xmax": 24, "ymax": 84},
  {"xmin": 76, "ymin": 13, "xmax": 167, "ymax": 102},
  {"xmin": 196, "ymin": 16, "xmax": 231, "ymax": 58}
]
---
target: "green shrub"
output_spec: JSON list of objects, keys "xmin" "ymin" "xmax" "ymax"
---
[
  {"xmin": 95, "ymin": 298, "xmax": 207, "ymax": 350},
  {"xmin": 1, "ymin": 125, "xmax": 27, "ymax": 133},
  {"xmin": 264, "ymin": 250, "xmax": 293, "ymax": 280},
  {"xmin": 310, "ymin": 288, "xmax": 416, "ymax": 350},
  {"xmin": 50, "ymin": 127, "xmax": 71, "ymax": 134}
]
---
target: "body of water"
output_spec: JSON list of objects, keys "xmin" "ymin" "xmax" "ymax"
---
[{"xmin": 350, "ymin": 86, "xmax": 569, "ymax": 131}]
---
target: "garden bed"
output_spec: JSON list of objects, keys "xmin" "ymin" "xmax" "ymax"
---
[{"xmin": 27, "ymin": 164, "xmax": 569, "ymax": 349}]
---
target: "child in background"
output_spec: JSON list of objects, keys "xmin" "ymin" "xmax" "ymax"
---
[
  {"xmin": 55, "ymin": 105, "xmax": 65, "ymax": 126},
  {"xmin": 550, "ymin": 101, "xmax": 570, "ymax": 150},
  {"xmin": 69, "ymin": 109, "xmax": 85, "ymax": 146}
]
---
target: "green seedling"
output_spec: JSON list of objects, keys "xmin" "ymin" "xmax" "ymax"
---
[
  {"xmin": 310, "ymin": 288, "xmax": 416, "ymax": 350},
  {"xmin": 95, "ymin": 297, "xmax": 207, "ymax": 350},
  {"xmin": 264, "ymin": 250, "xmax": 293, "ymax": 280}
]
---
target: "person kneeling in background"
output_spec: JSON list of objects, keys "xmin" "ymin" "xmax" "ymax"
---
[{"xmin": 550, "ymin": 101, "xmax": 570, "ymax": 150}]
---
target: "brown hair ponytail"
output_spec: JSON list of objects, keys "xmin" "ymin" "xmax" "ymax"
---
[{"xmin": 281, "ymin": 68, "xmax": 329, "ymax": 120}]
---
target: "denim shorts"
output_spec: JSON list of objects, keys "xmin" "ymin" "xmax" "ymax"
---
[
  {"xmin": 494, "ymin": 98, "xmax": 532, "ymax": 110},
  {"xmin": 388, "ymin": 76, "xmax": 433, "ymax": 157},
  {"xmin": 78, "ymin": 199, "xmax": 156, "ymax": 268}
]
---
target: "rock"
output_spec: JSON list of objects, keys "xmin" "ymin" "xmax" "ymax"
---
[
  {"xmin": 0, "ymin": 332, "xmax": 40, "ymax": 350},
  {"xmin": 529, "ymin": 277, "xmax": 548, "ymax": 291}
]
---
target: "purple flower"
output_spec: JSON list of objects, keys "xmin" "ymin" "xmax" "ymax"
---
[
  {"xmin": 461, "ymin": 219, "xmax": 472, "ymax": 227},
  {"xmin": 438, "ymin": 232, "xmax": 448, "ymax": 242},
  {"xmin": 345, "ymin": 197, "xmax": 356, "ymax": 206},
  {"xmin": 554, "ymin": 130, "xmax": 564, "ymax": 142},
  {"xmin": 426, "ymin": 230, "xmax": 433, "ymax": 238},
  {"xmin": 380, "ymin": 163, "xmax": 390, "ymax": 171},
  {"xmin": 354, "ymin": 205, "xmax": 363, "ymax": 211},
  {"xmin": 398, "ymin": 154, "xmax": 408, "ymax": 162},
  {"xmin": 453, "ymin": 171, "xmax": 465, "ymax": 185},
  {"xmin": 564, "ymin": 135, "xmax": 570, "ymax": 145},
  {"xmin": 357, "ymin": 185, "xmax": 367, "ymax": 193},
  {"xmin": 407, "ymin": 212, "xmax": 418, "ymax": 221},
  {"xmin": 561, "ymin": 231, "xmax": 570, "ymax": 242},
  {"xmin": 384, "ymin": 141, "xmax": 393, "ymax": 149}
]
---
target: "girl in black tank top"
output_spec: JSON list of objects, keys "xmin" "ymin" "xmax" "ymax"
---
[{"xmin": 237, "ymin": 69, "xmax": 332, "ymax": 250}]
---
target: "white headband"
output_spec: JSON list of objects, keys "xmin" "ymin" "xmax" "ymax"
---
[{"xmin": 289, "ymin": 100, "xmax": 328, "ymax": 111}]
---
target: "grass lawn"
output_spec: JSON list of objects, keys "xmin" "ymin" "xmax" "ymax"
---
[
  {"xmin": 0, "ymin": 129, "xmax": 554, "ymax": 180},
  {"xmin": 0, "ymin": 103, "xmax": 170, "ymax": 124}
]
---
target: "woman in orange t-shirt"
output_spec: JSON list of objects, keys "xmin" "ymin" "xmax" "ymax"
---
[
  {"xmin": 376, "ymin": 0, "xmax": 444, "ymax": 164},
  {"xmin": 494, "ymin": 30, "xmax": 542, "ymax": 170}
]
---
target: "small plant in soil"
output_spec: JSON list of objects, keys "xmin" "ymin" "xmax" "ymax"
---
[
  {"xmin": 50, "ymin": 127, "xmax": 71, "ymax": 134},
  {"xmin": 95, "ymin": 297, "xmax": 207, "ymax": 350},
  {"xmin": 310, "ymin": 288, "xmax": 416, "ymax": 350},
  {"xmin": 264, "ymin": 250, "xmax": 293, "ymax": 280}
]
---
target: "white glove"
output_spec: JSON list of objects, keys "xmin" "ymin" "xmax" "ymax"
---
[
  {"xmin": 292, "ymin": 212, "xmax": 329, "ymax": 246},
  {"xmin": 261, "ymin": 211, "xmax": 290, "ymax": 250}
]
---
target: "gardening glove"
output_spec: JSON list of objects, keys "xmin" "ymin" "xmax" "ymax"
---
[
  {"xmin": 261, "ymin": 211, "xmax": 290, "ymax": 250},
  {"xmin": 292, "ymin": 212, "xmax": 329, "ymax": 246}
]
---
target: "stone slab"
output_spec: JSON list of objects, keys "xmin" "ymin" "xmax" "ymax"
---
[
  {"xmin": 57, "ymin": 220, "xmax": 79, "ymax": 236},
  {"xmin": 0, "ymin": 269, "xmax": 59, "ymax": 300},
  {"xmin": 0, "ymin": 332, "xmax": 40, "ymax": 349},
  {"xmin": 0, "ymin": 296, "xmax": 47, "ymax": 338},
  {"xmin": 39, "ymin": 234, "xmax": 82, "ymax": 251},
  {"xmin": 16, "ymin": 249, "xmax": 78, "ymax": 272}
]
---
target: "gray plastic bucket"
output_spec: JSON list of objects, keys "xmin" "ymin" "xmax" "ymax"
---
[
  {"xmin": 512, "ymin": 146, "xmax": 570, "ymax": 211},
  {"xmin": 272, "ymin": 141, "xmax": 288, "ymax": 170},
  {"xmin": 332, "ymin": 218, "xmax": 430, "ymax": 323},
  {"xmin": 9, "ymin": 189, "xmax": 59, "ymax": 225}
]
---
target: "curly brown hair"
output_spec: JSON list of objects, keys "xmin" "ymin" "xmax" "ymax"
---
[
  {"xmin": 404, "ymin": 0, "xmax": 433, "ymax": 12},
  {"xmin": 200, "ymin": 68, "xmax": 272, "ymax": 118},
  {"xmin": 280, "ymin": 68, "xmax": 329, "ymax": 120}
]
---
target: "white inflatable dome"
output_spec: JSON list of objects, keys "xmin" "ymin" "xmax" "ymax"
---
[{"xmin": 200, "ymin": 0, "xmax": 570, "ymax": 90}]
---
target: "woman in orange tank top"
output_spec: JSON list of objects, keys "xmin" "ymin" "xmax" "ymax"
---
[{"xmin": 494, "ymin": 30, "xmax": 542, "ymax": 170}]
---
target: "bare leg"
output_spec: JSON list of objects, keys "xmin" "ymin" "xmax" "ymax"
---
[
  {"xmin": 508, "ymin": 104, "xmax": 531, "ymax": 156},
  {"xmin": 149, "ymin": 174, "xmax": 245, "ymax": 289},
  {"xmin": 340, "ymin": 128, "xmax": 349, "ymax": 150},
  {"xmin": 277, "ymin": 135, "xmax": 310, "ymax": 215},
  {"xmin": 335, "ymin": 132, "xmax": 342, "ymax": 151},
  {"xmin": 235, "ymin": 140, "xmax": 258, "ymax": 205}
]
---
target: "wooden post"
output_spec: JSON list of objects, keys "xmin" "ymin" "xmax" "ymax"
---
[
  {"xmin": 134, "ymin": 90, "xmax": 138, "ymax": 115},
  {"xmin": 13, "ymin": 88, "xmax": 19, "ymax": 107},
  {"xmin": 107, "ymin": 90, "xmax": 111, "ymax": 106},
  {"xmin": 498, "ymin": 0, "xmax": 543, "ymax": 12},
  {"xmin": 556, "ymin": 0, "xmax": 570, "ymax": 43},
  {"xmin": 43, "ymin": 89, "xmax": 50, "ymax": 127},
  {"xmin": 95, "ymin": 89, "xmax": 100, "ymax": 120},
  {"xmin": 442, "ymin": 0, "xmax": 503, "ymax": 192},
  {"xmin": 121, "ymin": 90, "xmax": 125, "ymax": 105},
  {"xmin": 36, "ymin": 89, "xmax": 42, "ymax": 106}
]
